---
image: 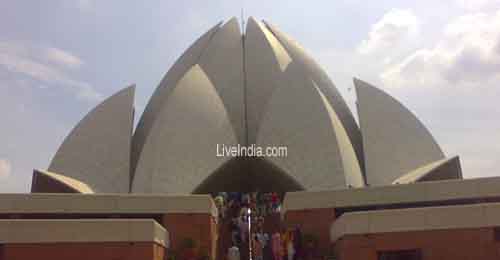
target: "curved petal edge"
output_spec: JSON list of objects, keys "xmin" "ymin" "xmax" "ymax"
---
[
  {"xmin": 132, "ymin": 64, "xmax": 237, "ymax": 193},
  {"xmin": 31, "ymin": 169, "xmax": 94, "ymax": 194},
  {"xmin": 355, "ymin": 78, "xmax": 445, "ymax": 186},
  {"xmin": 131, "ymin": 22, "xmax": 222, "ymax": 181},
  {"xmin": 48, "ymin": 85, "xmax": 135, "ymax": 193},
  {"xmin": 392, "ymin": 156, "xmax": 462, "ymax": 184},
  {"xmin": 263, "ymin": 20, "xmax": 366, "ymax": 178}
]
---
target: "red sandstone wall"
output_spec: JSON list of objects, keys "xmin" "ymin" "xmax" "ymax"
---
[
  {"xmin": 284, "ymin": 208, "xmax": 336, "ymax": 253},
  {"xmin": 162, "ymin": 213, "xmax": 218, "ymax": 260},
  {"xmin": 335, "ymin": 227, "xmax": 500, "ymax": 260},
  {"xmin": 1, "ymin": 242, "xmax": 164, "ymax": 260}
]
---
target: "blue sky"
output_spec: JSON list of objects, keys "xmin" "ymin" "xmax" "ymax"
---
[{"xmin": 1, "ymin": 0, "xmax": 500, "ymax": 192}]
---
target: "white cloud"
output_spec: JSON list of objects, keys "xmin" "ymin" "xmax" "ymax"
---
[
  {"xmin": 358, "ymin": 9, "xmax": 419, "ymax": 55},
  {"xmin": 456, "ymin": 0, "xmax": 500, "ymax": 10},
  {"xmin": 381, "ymin": 10, "xmax": 500, "ymax": 88},
  {"xmin": 0, "ymin": 159, "xmax": 11, "ymax": 179},
  {"xmin": 0, "ymin": 42, "xmax": 102, "ymax": 102},
  {"xmin": 45, "ymin": 47, "xmax": 83, "ymax": 68},
  {"xmin": 375, "ymin": 10, "xmax": 500, "ymax": 180}
]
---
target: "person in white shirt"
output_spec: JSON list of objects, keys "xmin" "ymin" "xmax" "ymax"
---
[
  {"xmin": 238, "ymin": 215, "xmax": 248, "ymax": 243},
  {"xmin": 227, "ymin": 244, "xmax": 240, "ymax": 260}
]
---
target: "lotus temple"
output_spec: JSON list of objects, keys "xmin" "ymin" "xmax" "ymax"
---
[{"xmin": 1, "ymin": 17, "xmax": 500, "ymax": 260}]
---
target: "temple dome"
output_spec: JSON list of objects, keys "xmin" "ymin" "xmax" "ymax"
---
[{"xmin": 32, "ymin": 17, "xmax": 461, "ymax": 194}]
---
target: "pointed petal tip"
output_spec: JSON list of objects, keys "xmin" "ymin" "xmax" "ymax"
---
[
  {"xmin": 352, "ymin": 77, "xmax": 365, "ymax": 85},
  {"xmin": 112, "ymin": 84, "xmax": 136, "ymax": 99},
  {"xmin": 352, "ymin": 78, "xmax": 365, "ymax": 93},
  {"xmin": 244, "ymin": 16, "xmax": 260, "ymax": 34},
  {"xmin": 223, "ymin": 17, "xmax": 238, "ymax": 27},
  {"xmin": 247, "ymin": 16, "xmax": 259, "ymax": 25},
  {"xmin": 126, "ymin": 84, "xmax": 136, "ymax": 91},
  {"xmin": 221, "ymin": 16, "xmax": 242, "ymax": 34},
  {"xmin": 226, "ymin": 16, "xmax": 238, "ymax": 23},
  {"xmin": 353, "ymin": 78, "xmax": 378, "ymax": 91}
]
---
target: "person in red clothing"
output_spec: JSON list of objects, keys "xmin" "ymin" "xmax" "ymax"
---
[
  {"xmin": 271, "ymin": 231, "xmax": 282, "ymax": 260},
  {"xmin": 253, "ymin": 234, "xmax": 263, "ymax": 260},
  {"xmin": 271, "ymin": 192, "xmax": 279, "ymax": 213},
  {"xmin": 181, "ymin": 244, "xmax": 197, "ymax": 260}
]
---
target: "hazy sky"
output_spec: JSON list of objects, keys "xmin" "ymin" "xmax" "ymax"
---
[{"xmin": 1, "ymin": 0, "xmax": 499, "ymax": 192}]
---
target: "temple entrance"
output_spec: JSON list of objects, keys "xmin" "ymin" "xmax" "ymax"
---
[
  {"xmin": 193, "ymin": 157, "xmax": 302, "ymax": 260},
  {"xmin": 192, "ymin": 157, "xmax": 304, "ymax": 194},
  {"xmin": 214, "ymin": 191, "xmax": 285, "ymax": 260}
]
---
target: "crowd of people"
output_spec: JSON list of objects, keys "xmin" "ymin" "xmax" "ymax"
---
[
  {"xmin": 214, "ymin": 192, "xmax": 282, "ymax": 221},
  {"xmin": 214, "ymin": 192, "xmax": 308, "ymax": 260}
]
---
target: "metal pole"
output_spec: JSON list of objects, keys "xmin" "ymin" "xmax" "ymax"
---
[
  {"xmin": 241, "ymin": 8, "xmax": 245, "ymax": 33},
  {"xmin": 248, "ymin": 207, "xmax": 252, "ymax": 260}
]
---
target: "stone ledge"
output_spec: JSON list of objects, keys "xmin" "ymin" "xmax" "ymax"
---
[
  {"xmin": 283, "ymin": 176, "xmax": 500, "ymax": 212},
  {"xmin": 0, "ymin": 193, "xmax": 217, "ymax": 217},
  {"xmin": 0, "ymin": 219, "xmax": 169, "ymax": 247},
  {"xmin": 330, "ymin": 201, "xmax": 500, "ymax": 243}
]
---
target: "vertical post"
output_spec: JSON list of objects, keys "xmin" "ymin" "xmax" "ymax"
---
[
  {"xmin": 241, "ymin": 8, "xmax": 245, "ymax": 33},
  {"xmin": 248, "ymin": 207, "xmax": 252, "ymax": 260}
]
